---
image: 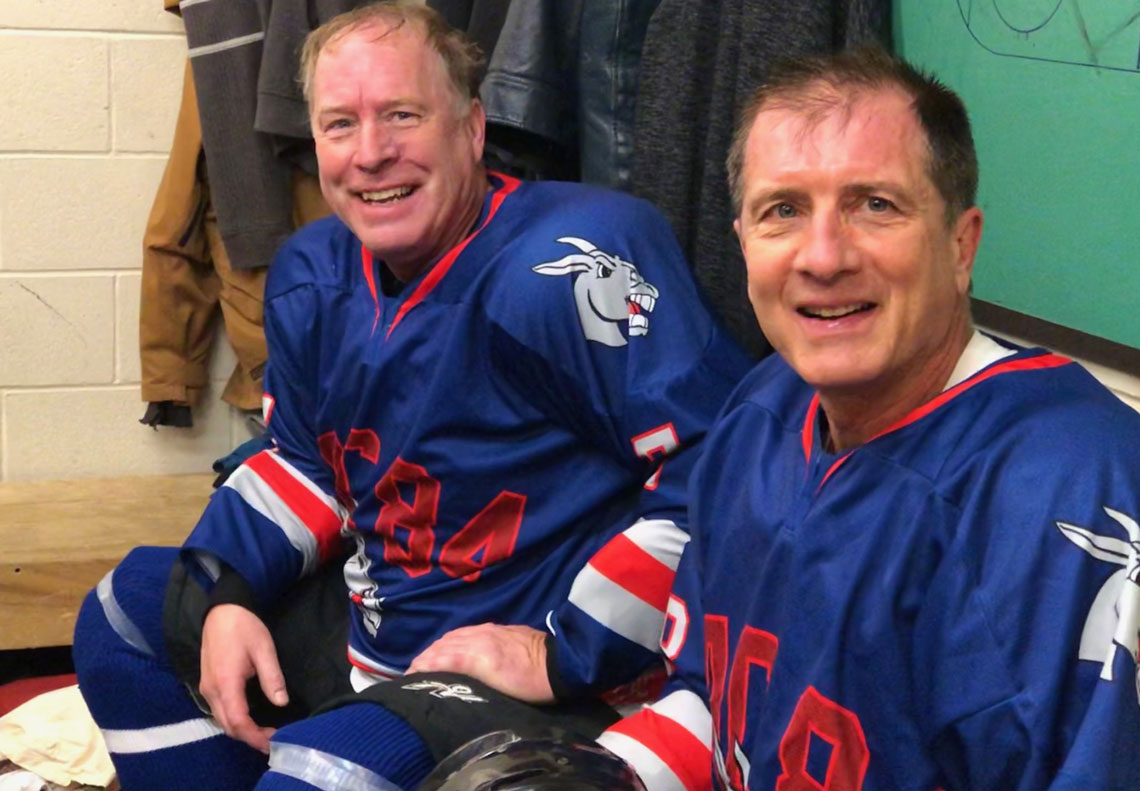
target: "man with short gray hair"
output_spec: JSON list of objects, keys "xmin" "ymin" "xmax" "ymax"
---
[{"xmin": 594, "ymin": 47, "xmax": 1140, "ymax": 791}]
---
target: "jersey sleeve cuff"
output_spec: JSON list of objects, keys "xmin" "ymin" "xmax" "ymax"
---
[
  {"xmin": 205, "ymin": 564, "xmax": 261, "ymax": 622},
  {"xmin": 545, "ymin": 633, "xmax": 580, "ymax": 702}
]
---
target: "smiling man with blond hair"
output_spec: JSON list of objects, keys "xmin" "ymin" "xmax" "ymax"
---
[{"xmin": 72, "ymin": 2, "xmax": 751, "ymax": 790}]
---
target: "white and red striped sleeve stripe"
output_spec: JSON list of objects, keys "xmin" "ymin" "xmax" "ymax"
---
[
  {"xmin": 568, "ymin": 518, "xmax": 689, "ymax": 651},
  {"xmin": 597, "ymin": 689, "xmax": 713, "ymax": 791},
  {"xmin": 224, "ymin": 450, "xmax": 347, "ymax": 574}
]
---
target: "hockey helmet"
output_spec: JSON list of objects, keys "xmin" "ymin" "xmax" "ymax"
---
[{"xmin": 418, "ymin": 729, "xmax": 645, "ymax": 791}]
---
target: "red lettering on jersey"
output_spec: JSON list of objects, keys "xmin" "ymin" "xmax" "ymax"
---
[
  {"xmin": 706, "ymin": 617, "xmax": 868, "ymax": 791},
  {"xmin": 374, "ymin": 457, "xmax": 440, "ymax": 577},
  {"xmin": 776, "ymin": 686, "xmax": 869, "ymax": 791},
  {"xmin": 319, "ymin": 430, "xmax": 381, "ymax": 512},
  {"xmin": 631, "ymin": 423, "xmax": 679, "ymax": 490},
  {"xmin": 317, "ymin": 432, "xmax": 354, "ymax": 510},
  {"xmin": 439, "ymin": 491, "xmax": 526, "ymax": 582},
  {"xmin": 729, "ymin": 627, "xmax": 779, "ymax": 758},
  {"xmin": 346, "ymin": 428, "xmax": 380, "ymax": 463},
  {"xmin": 319, "ymin": 430, "xmax": 528, "ymax": 581},
  {"xmin": 707, "ymin": 620, "xmax": 779, "ymax": 790},
  {"xmin": 705, "ymin": 614, "xmax": 730, "ymax": 751}
]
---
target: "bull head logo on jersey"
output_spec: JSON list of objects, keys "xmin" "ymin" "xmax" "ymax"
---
[
  {"xmin": 532, "ymin": 237, "xmax": 659, "ymax": 347},
  {"xmin": 1056, "ymin": 507, "xmax": 1140, "ymax": 704}
]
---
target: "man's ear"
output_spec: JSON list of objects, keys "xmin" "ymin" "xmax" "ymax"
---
[
  {"xmin": 952, "ymin": 206, "xmax": 983, "ymax": 295},
  {"xmin": 467, "ymin": 98, "xmax": 486, "ymax": 162}
]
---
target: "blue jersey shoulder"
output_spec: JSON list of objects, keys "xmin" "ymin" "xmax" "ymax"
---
[
  {"xmin": 266, "ymin": 215, "xmax": 360, "ymax": 301},
  {"xmin": 938, "ymin": 351, "xmax": 1140, "ymax": 477},
  {"xmin": 718, "ymin": 354, "xmax": 807, "ymax": 427},
  {"xmin": 475, "ymin": 180, "xmax": 706, "ymax": 344},
  {"xmin": 510, "ymin": 179, "xmax": 673, "ymax": 234}
]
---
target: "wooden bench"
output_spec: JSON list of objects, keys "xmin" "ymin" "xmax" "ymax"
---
[{"xmin": 0, "ymin": 474, "xmax": 213, "ymax": 650}]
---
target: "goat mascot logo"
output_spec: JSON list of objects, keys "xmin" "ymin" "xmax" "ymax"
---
[
  {"xmin": 532, "ymin": 237, "xmax": 659, "ymax": 347},
  {"xmin": 1057, "ymin": 507, "xmax": 1140, "ymax": 704}
]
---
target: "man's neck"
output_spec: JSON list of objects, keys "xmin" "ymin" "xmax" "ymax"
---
[
  {"xmin": 819, "ymin": 320, "xmax": 974, "ymax": 453},
  {"xmin": 383, "ymin": 169, "xmax": 489, "ymax": 284}
]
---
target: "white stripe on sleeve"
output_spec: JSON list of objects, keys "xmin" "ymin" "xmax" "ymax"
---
[{"xmin": 568, "ymin": 564, "xmax": 667, "ymax": 651}]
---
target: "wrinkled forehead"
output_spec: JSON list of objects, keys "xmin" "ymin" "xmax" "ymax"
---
[
  {"xmin": 312, "ymin": 20, "xmax": 451, "ymax": 99},
  {"xmin": 316, "ymin": 19, "xmax": 421, "ymax": 71},
  {"xmin": 745, "ymin": 87, "xmax": 931, "ymax": 177},
  {"xmin": 764, "ymin": 86, "xmax": 920, "ymax": 144}
]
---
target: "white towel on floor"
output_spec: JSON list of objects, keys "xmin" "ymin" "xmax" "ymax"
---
[{"xmin": 0, "ymin": 685, "xmax": 114, "ymax": 787}]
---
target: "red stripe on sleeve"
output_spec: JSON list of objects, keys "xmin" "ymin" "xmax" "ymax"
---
[
  {"xmin": 606, "ymin": 709, "xmax": 711, "ymax": 791},
  {"xmin": 244, "ymin": 452, "xmax": 344, "ymax": 562},
  {"xmin": 589, "ymin": 533, "xmax": 676, "ymax": 611}
]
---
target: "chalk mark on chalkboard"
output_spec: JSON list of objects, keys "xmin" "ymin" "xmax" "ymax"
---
[
  {"xmin": 1070, "ymin": 0, "xmax": 1096, "ymax": 64},
  {"xmin": 957, "ymin": 0, "xmax": 1140, "ymax": 73},
  {"xmin": 1063, "ymin": 0, "xmax": 1140, "ymax": 67},
  {"xmin": 993, "ymin": 1, "xmax": 1062, "ymax": 35}
]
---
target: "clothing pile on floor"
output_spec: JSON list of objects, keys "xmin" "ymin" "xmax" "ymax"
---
[{"xmin": 0, "ymin": 679, "xmax": 114, "ymax": 790}]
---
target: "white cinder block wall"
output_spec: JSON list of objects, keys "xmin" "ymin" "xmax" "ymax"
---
[
  {"xmin": 0, "ymin": 3, "xmax": 1137, "ymax": 484},
  {"xmin": 0, "ymin": 2, "xmax": 247, "ymax": 482}
]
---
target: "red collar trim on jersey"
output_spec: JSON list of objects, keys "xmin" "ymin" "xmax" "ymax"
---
[
  {"xmin": 358, "ymin": 172, "xmax": 522, "ymax": 338},
  {"xmin": 803, "ymin": 351, "xmax": 1073, "ymax": 489},
  {"xmin": 801, "ymin": 395, "xmax": 820, "ymax": 464},
  {"xmin": 362, "ymin": 247, "xmax": 380, "ymax": 333}
]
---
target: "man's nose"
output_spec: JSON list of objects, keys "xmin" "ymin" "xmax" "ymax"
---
[
  {"xmin": 356, "ymin": 122, "xmax": 398, "ymax": 171},
  {"xmin": 795, "ymin": 210, "xmax": 854, "ymax": 280}
]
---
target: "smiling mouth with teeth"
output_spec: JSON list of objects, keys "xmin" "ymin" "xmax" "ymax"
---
[
  {"xmin": 798, "ymin": 303, "xmax": 875, "ymax": 319},
  {"xmin": 359, "ymin": 186, "xmax": 414, "ymax": 204}
]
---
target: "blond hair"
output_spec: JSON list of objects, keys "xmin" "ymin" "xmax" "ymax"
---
[{"xmin": 299, "ymin": 1, "xmax": 484, "ymax": 107}]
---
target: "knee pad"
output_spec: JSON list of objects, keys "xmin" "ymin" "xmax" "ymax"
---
[
  {"xmin": 266, "ymin": 703, "xmax": 432, "ymax": 790},
  {"xmin": 74, "ymin": 545, "xmax": 179, "ymax": 663},
  {"xmin": 73, "ymin": 548, "xmax": 213, "ymax": 735}
]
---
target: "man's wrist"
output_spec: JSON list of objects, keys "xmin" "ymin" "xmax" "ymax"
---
[{"xmin": 205, "ymin": 565, "xmax": 260, "ymax": 622}]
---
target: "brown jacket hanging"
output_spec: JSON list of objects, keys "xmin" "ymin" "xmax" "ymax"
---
[{"xmin": 139, "ymin": 60, "xmax": 329, "ymax": 418}]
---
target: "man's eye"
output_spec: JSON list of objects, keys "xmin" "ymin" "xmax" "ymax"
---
[
  {"xmin": 325, "ymin": 119, "xmax": 351, "ymax": 131},
  {"xmin": 391, "ymin": 111, "xmax": 418, "ymax": 122},
  {"xmin": 774, "ymin": 203, "xmax": 797, "ymax": 219},
  {"xmin": 867, "ymin": 196, "xmax": 893, "ymax": 212}
]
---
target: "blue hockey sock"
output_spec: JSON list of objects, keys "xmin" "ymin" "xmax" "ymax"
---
[
  {"xmin": 73, "ymin": 547, "xmax": 267, "ymax": 791},
  {"xmin": 256, "ymin": 702, "xmax": 434, "ymax": 790}
]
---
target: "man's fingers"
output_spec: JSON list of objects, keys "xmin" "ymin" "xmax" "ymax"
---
[
  {"xmin": 408, "ymin": 638, "xmax": 478, "ymax": 674},
  {"xmin": 251, "ymin": 641, "xmax": 289, "ymax": 707},
  {"xmin": 230, "ymin": 718, "xmax": 275, "ymax": 754},
  {"xmin": 212, "ymin": 686, "xmax": 275, "ymax": 753},
  {"xmin": 198, "ymin": 605, "xmax": 284, "ymax": 752},
  {"xmin": 406, "ymin": 624, "xmax": 553, "ymax": 703}
]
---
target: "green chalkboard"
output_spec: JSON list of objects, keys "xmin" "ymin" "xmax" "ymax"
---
[{"xmin": 894, "ymin": 1, "xmax": 1140, "ymax": 350}]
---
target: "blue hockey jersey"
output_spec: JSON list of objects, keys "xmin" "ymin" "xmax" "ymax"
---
[
  {"xmin": 601, "ymin": 335, "xmax": 1140, "ymax": 790},
  {"xmin": 181, "ymin": 173, "xmax": 752, "ymax": 695}
]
